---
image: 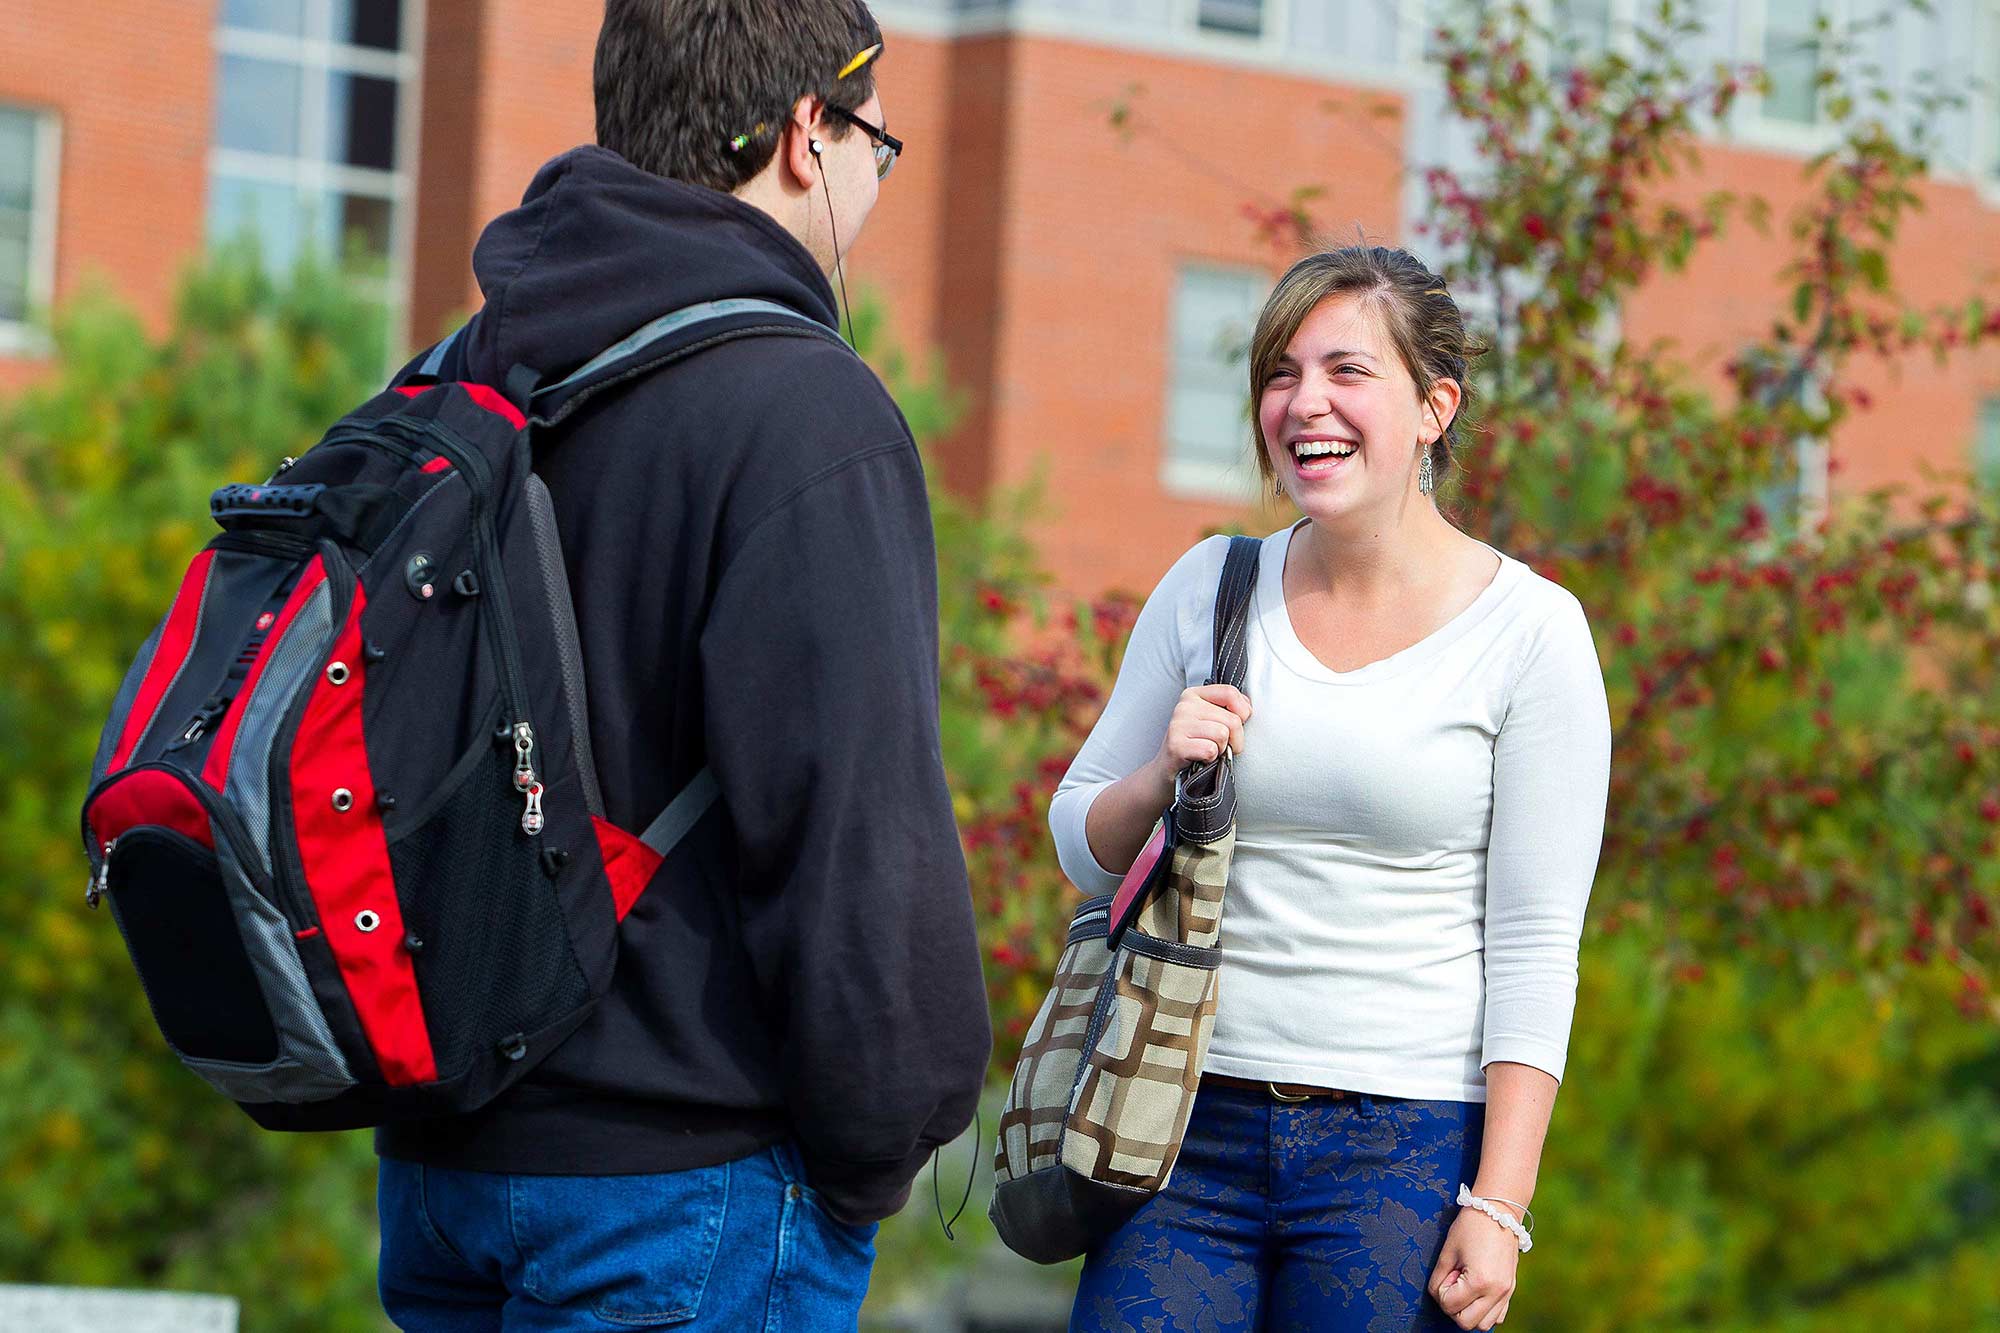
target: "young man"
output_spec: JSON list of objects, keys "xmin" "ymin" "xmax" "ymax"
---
[{"xmin": 373, "ymin": 2, "xmax": 992, "ymax": 1327}]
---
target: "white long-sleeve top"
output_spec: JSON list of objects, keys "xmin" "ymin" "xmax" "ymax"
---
[{"xmin": 1049, "ymin": 523, "xmax": 1612, "ymax": 1101}]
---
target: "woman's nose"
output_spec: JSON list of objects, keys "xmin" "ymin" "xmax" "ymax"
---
[{"xmin": 1291, "ymin": 376, "xmax": 1336, "ymax": 423}]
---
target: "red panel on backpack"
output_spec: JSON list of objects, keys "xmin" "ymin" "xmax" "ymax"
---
[
  {"xmin": 202, "ymin": 556, "xmax": 329, "ymax": 793},
  {"xmin": 86, "ymin": 769, "xmax": 215, "ymax": 850},
  {"xmin": 393, "ymin": 382, "xmax": 527, "ymax": 430},
  {"xmin": 592, "ymin": 817, "xmax": 664, "ymax": 922},
  {"xmin": 289, "ymin": 584, "xmax": 439, "ymax": 1086},
  {"xmin": 107, "ymin": 550, "xmax": 217, "ymax": 774}
]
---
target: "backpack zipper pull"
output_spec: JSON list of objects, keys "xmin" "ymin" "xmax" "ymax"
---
[
  {"xmin": 87, "ymin": 840, "xmax": 115, "ymax": 909},
  {"xmin": 522, "ymin": 781, "xmax": 545, "ymax": 837},
  {"xmin": 512, "ymin": 722, "xmax": 537, "ymax": 791},
  {"xmin": 169, "ymin": 695, "xmax": 231, "ymax": 749}
]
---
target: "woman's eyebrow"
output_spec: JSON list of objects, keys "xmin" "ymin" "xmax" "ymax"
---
[{"xmin": 1319, "ymin": 348, "xmax": 1380, "ymax": 364}]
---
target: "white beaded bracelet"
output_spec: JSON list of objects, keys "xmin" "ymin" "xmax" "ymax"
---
[{"xmin": 1457, "ymin": 1184, "xmax": 1534, "ymax": 1253}]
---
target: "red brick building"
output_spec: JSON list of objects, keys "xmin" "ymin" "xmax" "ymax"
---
[{"xmin": 4, "ymin": 0, "xmax": 1999, "ymax": 595}]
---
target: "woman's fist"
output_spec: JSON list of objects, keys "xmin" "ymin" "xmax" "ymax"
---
[{"xmin": 1154, "ymin": 684, "xmax": 1252, "ymax": 777}]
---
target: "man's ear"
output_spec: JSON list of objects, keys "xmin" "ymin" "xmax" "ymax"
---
[{"xmin": 778, "ymin": 93, "xmax": 824, "ymax": 191}]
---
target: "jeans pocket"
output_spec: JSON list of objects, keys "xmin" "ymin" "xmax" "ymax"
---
[
  {"xmin": 509, "ymin": 1164, "xmax": 729, "ymax": 1327},
  {"xmin": 796, "ymin": 1181, "xmax": 880, "ymax": 1251}
]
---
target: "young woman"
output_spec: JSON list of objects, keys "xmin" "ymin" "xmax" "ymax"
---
[{"xmin": 1049, "ymin": 246, "xmax": 1612, "ymax": 1331}]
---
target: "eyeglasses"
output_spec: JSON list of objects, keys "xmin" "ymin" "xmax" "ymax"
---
[{"xmin": 828, "ymin": 105, "xmax": 903, "ymax": 180}]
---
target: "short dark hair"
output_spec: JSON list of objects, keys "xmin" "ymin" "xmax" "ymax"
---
[{"xmin": 595, "ymin": 0, "xmax": 884, "ymax": 193}]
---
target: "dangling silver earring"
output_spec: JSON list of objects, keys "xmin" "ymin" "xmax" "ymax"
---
[
  {"xmin": 1417, "ymin": 447, "xmax": 1436, "ymax": 495},
  {"xmin": 1273, "ymin": 476, "xmax": 1286, "ymax": 499}
]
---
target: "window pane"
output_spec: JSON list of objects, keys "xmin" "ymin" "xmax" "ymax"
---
[
  {"xmin": 325, "ymin": 73, "xmax": 399, "ymax": 171},
  {"xmin": 0, "ymin": 107, "xmax": 35, "ymax": 213},
  {"xmin": 208, "ymin": 174, "xmax": 313, "ymax": 270},
  {"xmin": 1763, "ymin": 44, "xmax": 1819, "ymax": 124},
  {"xmin": 216, "ymin": 55, "xmax": 303, "ymax": 157},
  {"xmin": 334, "ymin": 192, "xmax": 393, "ymax": 263},
  {"xmin": 0, "ymin": 210, "xmax": 30, "ymax": 323},
  {"xmin": 1551, "ymin": 0, "xmax": 1612, "ymax": 55},
  {"xmin": 1766, "ymin": 0, "xmax": 1820, "ymax": 34},
  {"xmin": 221, "ymin": 0, "xmax": 305, "ymax": 36},
  {"xmin": 330, "ymin": 0, "xmax": 403, "ymax": 50},
  {"xmin": 1166, "ymin": 266, "xmax": 1265, "ymax": 479},
  {"xmin": 1977, "ymin": 397, "xmax": 2000, "ymax": 492},
  {"xmin": 1197, "ymin": 0, "xmax": 1264, "ymax": 37},
  {"xmin": 1763, "ymin": 0, "xmax": 1821, "ymax": 124},
  {"xmin": 1170, "ymin": 383, "xmax": 1251, "ymax": 467},
  {"xmin": 1174, "ymin": 270, "xmax": 1258, "ymax": 361}
]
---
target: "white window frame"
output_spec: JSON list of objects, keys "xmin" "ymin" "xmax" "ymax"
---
[
  {"xmin": 0, "ymin": 106, "xmax": 61, "ymax": 356},
  {"xmin": 1179, "ymin": 0, "xmax": 1293, "ymax": 55},
  {"xmin": 208, "ymin": 0, "xmax": 424, "ymax": 341},
  {"xmin": 1161, "ymin": 261, "xmax": 1270, "ymax": 502}
]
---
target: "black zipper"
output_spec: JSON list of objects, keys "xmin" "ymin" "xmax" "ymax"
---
[
  {"xmin": 376, "ymin": 415, "xmax": 542, "ymax": 830},
  {"xmin": 276, "ymin": 411, "xmax": 542, "ymax": 831},
  {"xmin": 81, "ymin": 762, "xmax": 284, "ymax": 919}
]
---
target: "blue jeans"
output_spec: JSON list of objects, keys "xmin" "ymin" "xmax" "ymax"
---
[
  {"xmin": 1070, "ymin": 1082, "xmax": 1485, "ymax": 1332},
  {"xmin": 377, "ymin": 1143, "xmax": 877, "ymax": 1331}
]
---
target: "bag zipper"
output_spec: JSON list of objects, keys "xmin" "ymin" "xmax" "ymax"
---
[
  {"xmin": 287, "ymin": 412, "xmax": 544, "ymax": 834},
  {"xmin": 80, "ymin": 764, "xmax": 285, "ymax": 920},
  {"xmin": 377, "ymin": 415, "xmax": 542, "ymax": 834}
]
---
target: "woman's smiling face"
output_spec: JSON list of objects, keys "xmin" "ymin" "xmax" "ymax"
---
[{"xmin": 1258, "ymin": 291, "xmax": 1449, "ymax": 521}]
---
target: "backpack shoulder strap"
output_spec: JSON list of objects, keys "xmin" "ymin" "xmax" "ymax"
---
[
  {"xmin": 1207, "ymin": 535, "xmax": 1262, "ymax": 691},
  {"xmin": 638, "ymin": 768, "xmax": 720, "ymax": 858},
  {"xmin": 401, "ymin": 299, "xmax": 847, "ymax": 426},
  {"xmin": 528, "ymin": 298, "xmax": 847, "ymax": 428}
]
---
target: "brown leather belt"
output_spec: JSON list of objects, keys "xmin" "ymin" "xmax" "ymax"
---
[{"xmin": 1202, "ymin": 1073, "xmax": 1355, "ymax": 1102}]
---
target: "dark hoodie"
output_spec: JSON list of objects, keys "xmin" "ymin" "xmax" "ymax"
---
[{"xmin": 373, "ymin": 146, "xmax": 993, "ymax": 1226}]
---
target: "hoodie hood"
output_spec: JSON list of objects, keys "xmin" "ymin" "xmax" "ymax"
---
[{"xmin": 461, "ymin": 145, "xmax": 840, "ymax": 385}]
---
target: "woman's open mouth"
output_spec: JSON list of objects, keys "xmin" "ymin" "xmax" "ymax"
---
[{"xmin": 1291, "ymin": 439, "xmax": 1358, "ymax": 478}]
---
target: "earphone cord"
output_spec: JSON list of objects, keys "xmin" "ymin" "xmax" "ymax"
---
[{"xmin": 815, "ymin": 155, "xmax": 857, "ymax": 348}]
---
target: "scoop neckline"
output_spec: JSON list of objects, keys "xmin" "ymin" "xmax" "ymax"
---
[{"xmin": 1255, "ymin": 521, "xmax": 1523, "ymax": 685}]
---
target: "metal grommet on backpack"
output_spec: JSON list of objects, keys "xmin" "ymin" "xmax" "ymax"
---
[{"xmin": 989, "ymin": 536, "xmax": 1261, "ymax": 1264}]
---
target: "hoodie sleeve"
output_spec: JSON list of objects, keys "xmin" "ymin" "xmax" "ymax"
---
[{"xmin": 699, "ymin": 437, "xmax": 992, "ymax": 1226}]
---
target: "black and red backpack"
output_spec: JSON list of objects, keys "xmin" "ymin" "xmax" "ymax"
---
[{"xmin": 80, "ymin": 298, "xmax": 843, "ymax": 1131}]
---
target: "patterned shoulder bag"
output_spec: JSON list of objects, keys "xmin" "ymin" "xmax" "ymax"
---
[{"xmin": 990, "ymin": 534, "xmax": 1261, "ymax": 1264}]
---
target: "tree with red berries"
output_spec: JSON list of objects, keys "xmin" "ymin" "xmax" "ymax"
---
[{"xmin": 938, "ymin": 0, "xmax": 2000, "ymax": 1321}]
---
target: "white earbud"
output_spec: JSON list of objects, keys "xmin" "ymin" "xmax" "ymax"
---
[{"xmin": 810, "ymin": 139, "xmax": 824, "ymax": 156}]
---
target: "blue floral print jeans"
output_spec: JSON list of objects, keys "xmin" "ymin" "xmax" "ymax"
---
[{"xmin": 1070, "ymin": 1081, "xmax": 1485, "ymax": 1332}]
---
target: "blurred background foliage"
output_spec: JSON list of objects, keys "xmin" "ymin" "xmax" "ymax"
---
[{"xmin": 4, "ymin": 1, "xmax": 1999, "ymax": 1327}]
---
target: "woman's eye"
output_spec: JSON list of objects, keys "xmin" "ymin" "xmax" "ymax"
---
[
  {"xmin": 1266, "ymin": 368, "xmax": 1297, "ymax": 384},
  {"xmin": 1335, "ymin": 364, "xmax": 1367, "ymax": 377}
]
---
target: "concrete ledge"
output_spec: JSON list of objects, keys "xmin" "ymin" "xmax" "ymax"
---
[{"xmin": 0, "ymin": 1286, "xmax": 238, "ymax": 1332}]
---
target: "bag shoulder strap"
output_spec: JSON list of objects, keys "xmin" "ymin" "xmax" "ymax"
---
[
  {"xmin": 403, "ymin": 298, "xmax": 848, "ymax": 427},
  {"xmin": 1207, "ymin": 534, "xmax": 1262, "ymax": 691},
  {"xmin": 638, "ymin": 768, "xmax": 719, "ymax": 858}
]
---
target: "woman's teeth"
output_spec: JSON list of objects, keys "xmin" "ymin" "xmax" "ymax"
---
[{"xmin": 1293, "ymin": 441, "xmax": 1358, "ymax": 474}]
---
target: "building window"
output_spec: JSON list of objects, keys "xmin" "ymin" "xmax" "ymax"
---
[
  {"xmin": 1976, "ymin": 396, "xmax": 2000, "ymax": 492},
  {"xmin": 1163, "ymin": 265, "xmax": 1266, "ymax": 498},
  {"xmin": 1197, "ymin": 0, "xmax": 1265, "ymax": 38},
  {"xmin": 1550, "ymin": 0, "xmax": 1614, "ymax": 59},
  {"xmin": 1761, "ymin": 0, "xmax": 1826, "ymax": 126},
  {"xmin": 1985, "ymin": 2, "xmax": 2000, "ymax": 182},
  {"xmin": 208, "ymin": 0, "xmax": 413, "ymax": 282},
  {"xmin": 0, "ymin": 104, "xmax": 59, "ymax": 342}
]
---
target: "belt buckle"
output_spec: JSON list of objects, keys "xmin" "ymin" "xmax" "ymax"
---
[{"xmin": 1268, "ymin": 1081, "xmax": 1312, "ymax": 1103}]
